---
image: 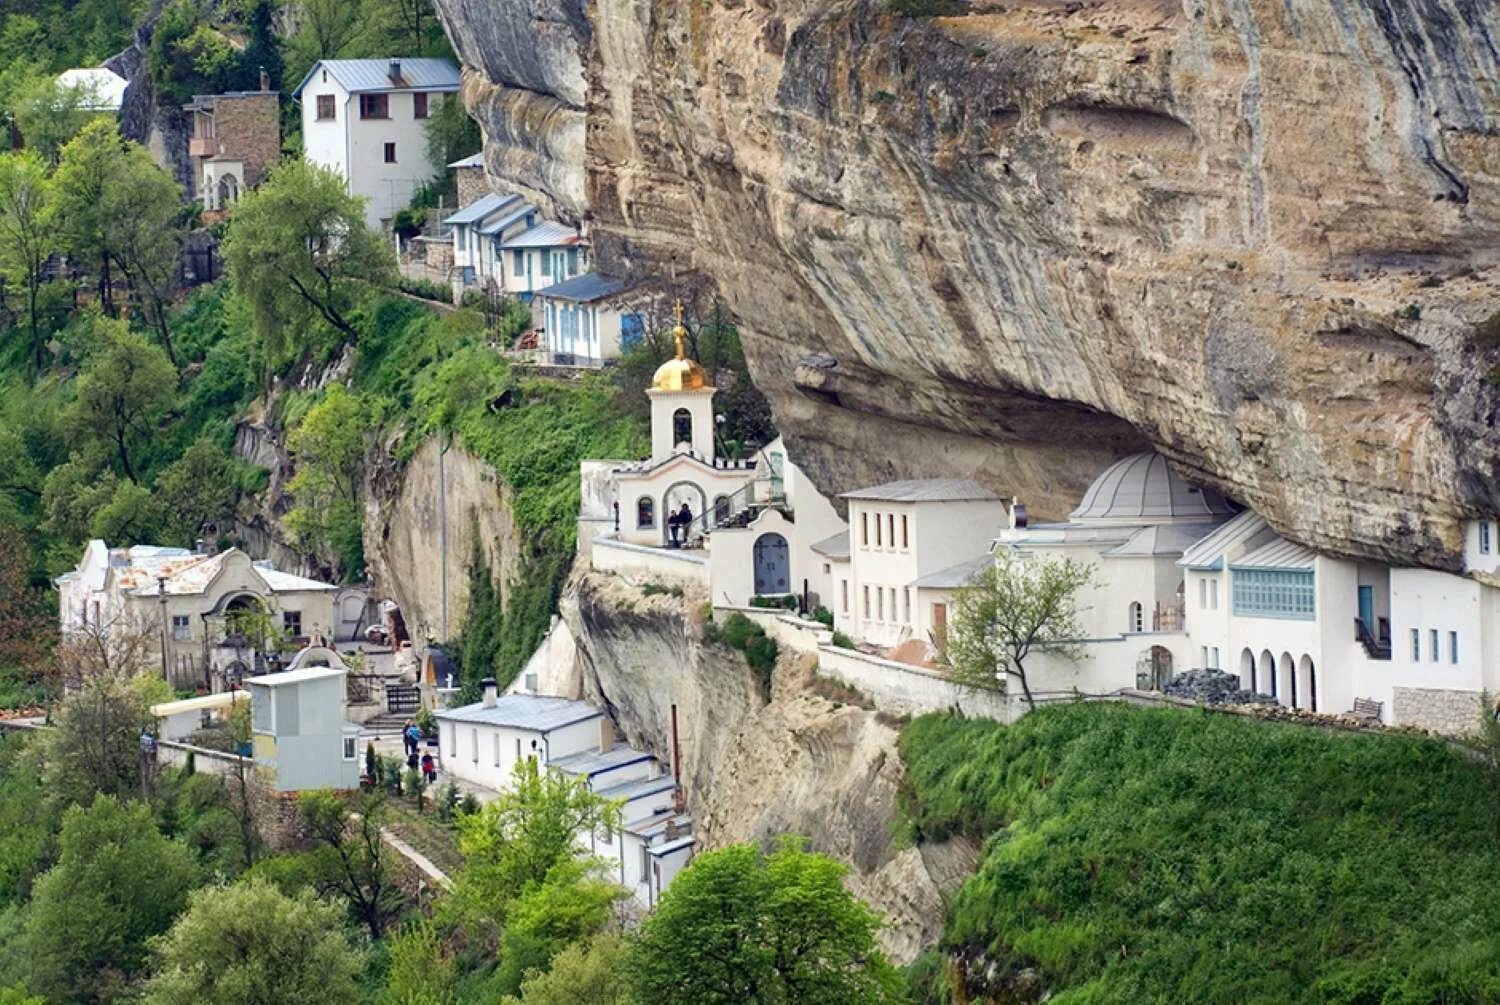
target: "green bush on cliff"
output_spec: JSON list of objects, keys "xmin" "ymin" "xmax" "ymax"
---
[{"xmin": 899, "ymin": 703, "xmax": 1500, "ymax": 1003}]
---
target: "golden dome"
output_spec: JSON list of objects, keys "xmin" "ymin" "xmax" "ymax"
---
[{"xmin": 651, "ymin": 300, "xmax": 711, "ymax": 392}]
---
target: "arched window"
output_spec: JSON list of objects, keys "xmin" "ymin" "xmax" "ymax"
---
[
  {"xmin": 1128, "ymin": 602, "xmax": 1143, "ymax": 633},
  {"xmin": 1280, "ymin": 652, "xmax": 1297, "ymax": 709},
  {"xmin": 713, "ymin": 495, "xmax": 730, "ymax": 526},
  {"xmin": 1299, "ymin": 654, "xmax": 1317, "ymax": 712},
  {"xmin": 217, "ymin": 173, "xmax": 240, "ymax": 208},
  {"xmin": 672, "ymin": 408, "xmax": 693, "ymax": 448},
  {"xmin": 1239, "ymin": 648, "xmax": 1256, "ymax": 691},
  {"xmin": 636, "ymin": 497, "xmax": 655, "ymax": 529},
  {"xmin": 1259, "ymin": 649, "xmax": 1277, "ymax": 700}
]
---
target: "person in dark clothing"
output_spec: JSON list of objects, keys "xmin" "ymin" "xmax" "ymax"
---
[
  {"xmin": 420, "ymin": 752, "xmax": 437, "ymax": 784},
  {"xmin": 407, "ymin": 751, "xmax": 419, "ymax": 772},
  {"xmin": 402, "ymin": 720, "xmax": 416, "ymax": 756}
]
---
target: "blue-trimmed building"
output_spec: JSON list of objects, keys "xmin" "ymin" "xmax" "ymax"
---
[{"xmin": 533, "ymin": 272, "xmax": 644, "ymax": 367}]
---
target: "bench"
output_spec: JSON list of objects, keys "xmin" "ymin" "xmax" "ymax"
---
[{"xmin": 1348, "ymin": 697, "xmax": 1384, "ymax": 723}]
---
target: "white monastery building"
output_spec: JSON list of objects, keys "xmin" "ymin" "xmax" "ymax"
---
[
  {"xmin": 435, "ymin": 680, "xmax": 694, "ymax": 906},
  {"xmin": 295, "ymin": 57, "xmax": 460, "ymax": 231}
]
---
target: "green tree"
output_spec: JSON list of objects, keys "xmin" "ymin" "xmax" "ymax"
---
[
  {"xmin": 940, "ymin": 552, "xmax": 1093, "ymax": 709},
  {"xmin": 223, "ymin": 159, "xmax": 394, "ymax": 355},
  {"xmin": 494, "ymin": 857, "xmax": 621, "ymax": 995},
  {"xmin": 455, "ymin": 757, "xmax": 620, "ymax": 932},
  {"xmin": 142, "ymin": 877, "xmax": 363, "ymax": 1005},
  {"xmin": 296, "ymin": 789, "xmax": 403, "ymax": 939},
  {"xmin": 381, "ymin": 919, "xmax": 456, "ymax": 1005},
  {"xmin": 9, "ymin": 74, "xmax": 97, "ymax": 164},
  {"xmin": 285, "ymin": 386, "xmax": 367, "ymax": 573},
  {"xmin": 39, "ymin": 451, "xmax": 118, "ymax": 543},
  {"xmin": 423, "ymin": 93, "xmax": 479, "ymax": 178},
  {"xmin": 625, "ymin": 839, "xmax": 903, "ymax": 1005},
  {"xmin": 22, "ymin": 796, "xmax": 198, "ymax": 1004},
  {"xmin": 153, "ymin": 438, "xmax": 245, "ymax": 545},
  {"xmin": 68, "ymin": 319, "xmax": 176, "ymax": 482},
  {"xmin": 501, "ymin": 933, "xmax": 627, "ymax": 1005},
  {"xmin": 0, "ymin": 532, "xmax": 53, "ymax": 681},
  {"xmin": 0, "ymin": 151, "xmax": 53, "ymax": 372},
  {"xmin": 88, "ymin": 480, "xmax": 166, "ymax": 544},
  {"xmin": 455, "ymin": 544, "xmax": 501, "ymax": 695},
  {"xmin": 51, "ymin": 120, "xmax": 184, "ymax": 359}
]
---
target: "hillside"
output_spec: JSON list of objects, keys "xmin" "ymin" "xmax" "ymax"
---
[{"xmin": 900, "ymin": 704, "xmax": 1500, "ymax": 1003}]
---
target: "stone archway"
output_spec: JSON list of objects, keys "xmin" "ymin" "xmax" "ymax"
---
[
  {"xmin": 752, "ymin": 532, "xmax": 790, "ymax": 595},
  {"xmin": 1298, "ymin": 654, "xmax": 1317, "ymax": 711},
  {"xmin": 662, "ymin": 481, "xmax": 706, "ymax": 546},
  {"xmin": 1239, "ymin": 647, "xmax": 1256, "ymax": 691},
  {"xmin": 1279, "ymin": 652, "xmax": 1297, "ymax": 709},
  {"xmin": 1259, "ymin": 650, "xmax": 1276, "ymax": 702},
  {"xmin": 1135, "ymin": 645, "xmax": 1174, "ymax": 690}
]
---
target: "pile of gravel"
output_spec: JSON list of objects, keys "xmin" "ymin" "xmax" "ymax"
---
[{"xmin": 1162, "ymin": 668, "xmax": 1276, "ymax": 706}]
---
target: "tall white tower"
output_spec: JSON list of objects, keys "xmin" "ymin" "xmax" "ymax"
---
[{"xmin": 646, "ymin": 301, "xmax": 717, "ymax": 463}]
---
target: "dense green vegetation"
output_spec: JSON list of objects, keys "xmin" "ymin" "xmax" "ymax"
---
[{"xmin": 900, "ymin": 703, "xmax": 1500, "ymax": 1003}]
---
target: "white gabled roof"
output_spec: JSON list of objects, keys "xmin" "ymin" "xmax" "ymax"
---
[
  {"xmin": 294, "ymin": 57, "xmax": 460, "ymax": 98},
  {"xmin": 1178, "ymin": 511, "xmax": 1273, "ymax": 570},
  {"xmin": 436, "ymin": 694, "xmax": 602, "ymax": 732},
  {"xmin": 841, "ymin": 479, "xmax": 997, "ymax": 503},
  {"xmin": 1234, "ymin": 538, "xmax": 1318, "ymax": 571}
]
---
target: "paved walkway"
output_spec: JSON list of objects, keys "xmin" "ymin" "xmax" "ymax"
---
[{"xmin": 380, "ymin": 827, "xmax": 453, "ymax": 890}]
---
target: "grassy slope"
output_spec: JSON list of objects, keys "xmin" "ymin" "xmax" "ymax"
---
[{"xmin": 900, "ymin": 704, "xmax": 1500, "ymax": 1004}]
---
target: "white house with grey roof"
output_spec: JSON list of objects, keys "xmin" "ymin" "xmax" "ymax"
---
[
  {"xmin": 436, "ymin": 679, "xmax": 694, "ymax": 905},
  {"xmin": 249, "ymin": 653, "xmax": 362, "ymax": 792},
  {"xmin": 295, "ymin": 57, "xmax": 460, "ymax": 231},
  {"xmin": 536, "ymin": 273, "xmax": 643, "ymax": 366}
]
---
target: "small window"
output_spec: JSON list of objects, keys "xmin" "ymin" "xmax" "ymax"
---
[
  {"xmin": 282, "ymin": 611, "xmax": 301, "ymax": 637},
  {"xmin": 359, "ymin": 93, "xmax": 389, "ymax": 119},
  {"xmin": 542, "ymin": 254, "xmax": 552, "ymax": 278},
  {"xmin": 1411, "ymin": 628, "xmax": 1420, "ymax": 662},
  {"xmin": 877, "ymin": 587, "xmax": 885, "ymax": 622},
  {"xmin": 636, "ymin": 497, "xmax": 655, "ymax": 529},
  {"xmin": 471, "ymin": 728, "xmax": 479, "ymax": 763},
  {"xmin": 493, "ymin": 733, "xmax": 501, "ymax": 767},
  {"xmin": 316, "ymin": 94, "xmax": 335, "ymax": 121},
  {"xmin": 1211, "ymin": 646, "xmax": 1220, "ymax": 669},
  {"xmin": 861, "ymin": 512, "xmax": 868, "ymax": 547},
  {"xmin": 1430, "ymin": 629, "xmax": 1439, "ymax": 663},
  {"xmin": 863, "ymin": 585, "xmax": 871, "ymax": 619},
  {"xmin": 822, "ymin": 562, "xmax": 831, "ymax": 575},
  {"xmin": 902, "ymin": 588, "xmax": 911, "ymax": 625},
  {"xmin": 887, "ymin": 514, "xmax": 895, "ymax": 549},
  {"xmin": 840, "ymin": 580, "xmax": 849, "ymax": 615},
  {"xmin": 901, "ymin": 514, "xmax": 909, "ymax": 550},
  {"xmin": 1449, "ymin": 631, "xmax": 1459, "ymax": 665},
  {"xmin": 1481, "ymin": 522, "xmax": 1492, "ymax": 555},
  {"xmin": 342, "ymin": 737, "xmax": 356, "ymax": 761},
  {"xmin": 524, "ymin": 672, "xmax": 538, "ymax": 692},
  {"xmin": 1198, "ymin": 579, "xmax": 1207, "ymax": 608},
  {"xmin": 413, "ymin": 92, "xmax": 429, "ymax": 118},
  {"xmin": 1201, "ymin": 646, "xmax": 1209, "ymax": 669},
  {"xmin": 171, "ymin": 615, "xmax": 191, "ymax": 642},
  {"xmin": 1210, "ymin": 579, "xmax": 1219, "ymax": 610},
  {"xmin": 384, "ymin": 142, "xmax": 396, "ymax": 163},
  {"xmin": 513, "ymin": 250, "xmax": 524, "ymax": 274},
  {"xmin": 1129, "ymin": 602, "xmax": 1143, "ymax": 633},
  {"xmin": 874, "ymin": 513, "xmax": 882, "ymax": 547}
]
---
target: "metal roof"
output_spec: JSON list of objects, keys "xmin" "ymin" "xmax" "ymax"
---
[
  {"xmin": 443, "ymin": 192, "xmax": 516, "ymax": 225},
  {"xmin": 1102, "ymin": 522, "xmax": 1216, "ymax": 559},
  {"xmin": 550, "ymin": 747, "xmax": 654, "ymax": 779},
  {"xmin": 294, "ymin": 57, "xmax": 460, "ymax": 98},
  {"xmin": 910, "ymin": 555, "xmax": 991, "ymax": 590},
  {"xmin": 1070, "ymin": 452, "xmax": 1234, "ymax": 523},
  {"xmin": 249, "ymin": 665, "xmax": 345, "ymax": 688},
  {"xmin": 594, "ymin": 775, "xmax": 676, "ymax": 804},
  {"xmin": 435, "ymin": 694, "xmax": 602, "ymax": 732},
  {"xmin": 648, "ymin": 835, "xmax": 695, "ymax": 856},
  {"xmin": 810, "ymin": 532, "xmax": 850, "ymax": 560},
  {"xmin": 501, "ymin": 221, "xmax": 582, "ymax": 249},
  {"xmin": 535, "ymin": 272, "xmax": 635, "ymax": 303},
  {"xmin": 1232, "ymin": 538, "xmax": 1318, "ymax": 571},
  {"xmin": 477, "ymin": 203, "xmax": 536, "ymax": 236},
  {"xmin": 1177, "ymin": 511, "xmax": 1272, "ymax": 570},
  {"xmin": 448, "ymin": 152, "xmax": 484, "ymax": 168},
  {"xmin": 842, "ymin": 479, "xmax": 998, "ymax": 503}
]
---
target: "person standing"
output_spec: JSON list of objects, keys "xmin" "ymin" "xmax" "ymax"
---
[{"xmin": 420, "ymin": 751, "xmax": 437, "ymax": 785}]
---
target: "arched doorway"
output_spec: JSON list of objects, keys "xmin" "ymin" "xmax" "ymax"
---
[
  {"xmin": 1298, "ymin": 654, "xmax": 1317, "ymax": 711},
  {"xmin": 1135, "ymin": 645, "xmax": 1174, "ymax": 690},
  {"xmin": 1239, "ymin": 648, "xmax": 1255, "ymax": 691},
  {"xmin": 712, "ymin": 494, "xmax": 730, "ymax": 528},
  {"xmin": 1259, "ymin": 650, "xmax": 1276, "ymax": 701},
  {"xmin": 662, "ymin": 481, "xmax": 706, "ymax": 546},
  {"xmin": 672, "ymin": 408, "xmax": 693, "ymax": 450},
  {"xmin": 752, "ymin": 533, "xmax": 790, "ymax": 596},
  {"xmin": 216, "ymin": 172, "xmax": 240, "ymax": 208},
  {"xmin": 1279, "ymin": 652, "xmax": 1297, "ymax": 709}
]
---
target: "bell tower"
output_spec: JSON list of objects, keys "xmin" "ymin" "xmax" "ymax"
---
[{"xmin": 647, "ymin": 301, "xmax": 716, "ymax": 462}]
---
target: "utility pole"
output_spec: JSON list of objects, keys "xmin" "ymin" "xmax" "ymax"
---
[
  {"xmin": 157, "ymin": 575, "xmax": 170, "ymax": 683},
  {"xmin": 439, "ymin": 427, "xmax": 449, "ymax": 641}
]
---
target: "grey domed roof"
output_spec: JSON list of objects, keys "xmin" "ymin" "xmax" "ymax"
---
[{"xmin": 1070, "ymin": 453, "xmax": 1233, "ymax": 523}]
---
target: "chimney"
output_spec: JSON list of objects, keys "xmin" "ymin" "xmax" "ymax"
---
[
  {"xmin": 259, "ymin": 65, "xmax": 269, "ymax": 92},
  {"xmin": 388, "ymin": 58, "xmax": 402, "ymax": 81},
  {"xmin": 480, "ymin": 677, "xmax": 497, "ymax": 708},
  {"xmin": 597, "ymin": 718, "xmax": 614, "ymax": 753}
]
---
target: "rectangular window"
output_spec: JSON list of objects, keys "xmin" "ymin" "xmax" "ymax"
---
[
  {"xmin": 840, "ymin": 580, "xmax": 849, "ymax": 615},
  {"xmin": 471, "ymin": 728, "xmax": 478, "ymax": 763},
  {"xmin": 1231, "ymin": 569, "xmax": 1315, "ymax": 620},
  {"xmin": 383, "ymin": 142, "xmax": 396, "ymax": 163},
  {"xmin": 874, "ymin": 513, "xmax": 882, "ymax": 547},
  {"xmin": 1212, "ymin": 647, "xmax": 1220, "ymax": 669},
  {"xmin": 171, "ymin": 615, "xmax": 190, "ymax": 642},
  {"xmin": 1199, "ymin": 579, "xmax": 1207, "ymax": 608},
  {"xmin": 493, "ymin": 733, "xmax": 501, "ymax": 766},
  {"xmin": 1482, "ymin": 522, "xmax": 1492, "ymax": 555},
  {"xmin": 316, "ymin": 94, "xmax": 335, "ymax": 120},
  {"xmin": 863, "ymin": 585, "xmax": 870, "ymax": 619},
  {"xmin": 542, "ymin": 253, "xmax": 552, "ymax": 278},
  {"xmin": 513, "ymin": 250, "xmax": 524, "ymax": 275},
  {"xmin": 413, "ymin": 92, "xmax": 429, "ymax": 118},
  {"xmin": 901, "ymin": 514, "xmax": 909, "ymax": 550},
  {"xmin": 516, "ymin": 738, "xmax": 522, "ymax": 762},
  {"xmin": 887, "ymin": 514, "xmax": 895, "ymax": 549},
  {"xmin": 1450, "ymin": 631, "xmax": 1459, "ymax": 665},
  {"xmin": 902, "ymin": 588, "xmax": 911, "ymax": 625},
  {"xmin": 359, "ymin": 93, "xmax": 389, "ymax": 119},
  {"xmin": 1430, "ymin": 629, "xmax": 1439, "ymax": 663},
  {"xmin": 282, "ymin": 611, "xmax": 301, "ymax": 637},
  {"xmin": 861, "ymin": 512, "xmax": 868, "ymax": 547},
  {"xmin": 823, "ymin": 563, "xmax": 831, "ymax": 575},
  {"xmin": 1411, "ymin": 628, "xmax": 1421, "ymax": 662},
  {"xmin": 342, "ymin": 737, "xmax": 356, "ymax": 761},
  {"xmin": 876, "ymin": 587, "xmax": 885, "ymax": 622},
  {"xmin": 1210, "ymin": 580, "xmax": 1219, "ymax": 609}
]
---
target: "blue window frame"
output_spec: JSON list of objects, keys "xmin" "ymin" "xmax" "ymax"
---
[{"xmin": 1231, "ymin": 568, "xmax": 1315, "ymax": 620}]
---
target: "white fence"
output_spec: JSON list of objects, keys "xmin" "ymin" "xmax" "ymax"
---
[
  {"xmin": 591, "ymin": 537, "xmax": 711, "ymax": 586},
  {"xmin": 714, "ymin": 606, "xmax": 829, "ymax": 656},
  {"xmin": 815, "ymin": 644, "xmax": 1017, "ymax": 721},
  {"xmin": 157, "ymin": 739, "xmax": 251, "ymax": 777}
]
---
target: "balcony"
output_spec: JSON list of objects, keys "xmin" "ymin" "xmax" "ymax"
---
[{"xmin": 189, "ymin": 135, "xmax": 217, "ymax": 158}]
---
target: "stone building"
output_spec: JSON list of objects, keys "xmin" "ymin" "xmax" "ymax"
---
[{"xmin": 184, "ymin": 73, "xmax": 280, "ymax": 217}]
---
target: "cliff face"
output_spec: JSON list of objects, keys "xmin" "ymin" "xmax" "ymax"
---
[
  {"xmin": 560, "ymin": 572, "xmax": 969, "ymax": 963},
  {"xmin": 435, "ymin": 0, "xmax": 1500, "ymax": 569}
]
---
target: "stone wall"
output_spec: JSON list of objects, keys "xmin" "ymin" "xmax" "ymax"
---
[
  {"xmin": 817, "ymin": 644, "xmax": 1015, "ymax": 722},
  {"xmin": 214, "ymin": 92, "xmax": 280, "ymax": 189},
  {"xmin": 456, "ymin": 164, "xmax": 489, "ymax": 207},
  {"xmin": 1393, "ymin": 686, "xmax": 1485, "ymax": 737}
]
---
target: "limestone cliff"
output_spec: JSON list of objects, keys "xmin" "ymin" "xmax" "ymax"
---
[
  {"xmin": 434, "ymin": 0, "xmax": 1500, "ymax": 570},
  {"xmin": 560, "ymin": 571, "xmax": 975, "ymax": 963}
]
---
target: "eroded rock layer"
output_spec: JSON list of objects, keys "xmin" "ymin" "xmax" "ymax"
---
[{"xmin": 435, "ymin": 0, "xmax": 1500, "ymax": 568}]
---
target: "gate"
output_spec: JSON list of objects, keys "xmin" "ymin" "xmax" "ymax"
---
[{"xmin": 387, "ymin": 685, "xmax": 421, "ymax": 715}]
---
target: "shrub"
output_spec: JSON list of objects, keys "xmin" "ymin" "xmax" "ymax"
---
[
  {"xmin": 830, "ymin": 630, "xmax": 856, "ymax": 649},
  {"xmin": 750, "ymin": 594, "xmax": 798, "ymax": 610},
  {"xmin": 720, "ymin": 613, "xmax": 759, "ymax": 650},
  {"xmin": 811, "ymin": 606, "xmax": 834, "ymax": 626},
  {"xmin": 398, "ymin": 276, "xmax": 451, "ymax": 304},
  {"xmin": 642, "ymin": 582, "xmax": 684, "ymax": 598}
]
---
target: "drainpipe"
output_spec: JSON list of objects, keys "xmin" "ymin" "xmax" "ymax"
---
[{"xmin": 157, "ymin": 576, "xmax": 170, "ymax": 682}]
